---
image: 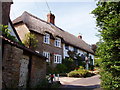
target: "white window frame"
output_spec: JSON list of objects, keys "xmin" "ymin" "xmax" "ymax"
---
[
  {"xmin": 43, "ymin": 33, "xmax": 50, "ymax": 44},
  {"xmin": 54, "ymin": 37, "xmax": 61, "ymax": 48},
  {"xmin": 54, "ymin": 54, "xmax": 62, "ymax": 64},
  {"xmin": 43, "ymin": 51, "xmax": 50, "ymax": 62}
]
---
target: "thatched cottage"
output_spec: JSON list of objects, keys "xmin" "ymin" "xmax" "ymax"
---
[{"xmin": 13, "ymin": 11, "xmax": 94, "ymax": 69}]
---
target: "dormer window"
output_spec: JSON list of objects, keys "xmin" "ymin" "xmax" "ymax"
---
[
  {"xmin": 43, "ymin": 33, "xmax": 50, "ymax": 44},
  {"xmin": 54, "ymin": 37, "xmax": 61, "ymax": 47}
]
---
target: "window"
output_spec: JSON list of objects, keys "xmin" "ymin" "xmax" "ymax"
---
[
  {"xmin": 43, "ymin": 33, "xmax": 50, "ymax": 44},
  {"xmin": 54, "ymin": 38, "xmax": 61, "ymax": 47},
  {"xmin": 43, "ymin": 51, "xmax": 50, "ymax": 62},
  {"xmin": 54, "ymin": 54, "xmax": 62, "ymax": 64},
  {"xmin": 65, "ymin": 44, "xmax": 69, "ymax": 50}
]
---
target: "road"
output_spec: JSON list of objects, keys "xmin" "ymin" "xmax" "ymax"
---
[{"xmin": 59, "ymin": 75, "xmax": 101, "ymax": 90}]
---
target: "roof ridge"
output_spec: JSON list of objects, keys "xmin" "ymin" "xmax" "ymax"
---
[{"xmin": 13, "ymin": 11, "xmax": 94, "ymax": 54}]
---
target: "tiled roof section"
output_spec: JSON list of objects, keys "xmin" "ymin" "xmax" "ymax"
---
[{"xmin": 13, "ymin": 11, "xmax": 94, "ymax": 54}]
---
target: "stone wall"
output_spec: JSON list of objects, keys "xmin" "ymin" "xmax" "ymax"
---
[
  {"xmin": 2, "ymin": 44, "xmax": 46, "ymax": 88},
  {"xmin": 30, "ymin": 55, "xmax": 46, "ymax": 87},
  {"xmin": 32, "ymin": 31, "xmax": 63, "ymax": 68},
  {"xmin": 2, "ymin": 44, "xmax": 23, "ymax": 88}
]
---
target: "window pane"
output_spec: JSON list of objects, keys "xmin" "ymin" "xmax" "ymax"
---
[
  {"xmin": 55, "ymin": 38, "xmax": 61, "ymax": 47},
  {"xmin": 44, "ymin": 33, "xmax": 50, "ymax": 44}
]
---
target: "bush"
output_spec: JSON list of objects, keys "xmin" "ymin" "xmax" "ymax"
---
[
  {"xmin": 67, "ymin": 66, "xmax": 94, "ymax": 78},
  {"xmin": 46, "ymin": 65, "xmax": 53, "ymax": 74},
  {"xmin": 46, "ymin": 64, "xmax": 67, "ymax": 74},
  {"xmin": 55, "ymin": 64, "xmax": 67, "ymax": 73},
  {"xmin": 89, "ymin": 64, "xmax": 94, "ymax": 70},
  {"xmin": 35, "ymin": 79, "xmax": 61, "ymax": 88},
  {"xmin": 35, "ymin": 79, "xmax": 50, "ymax": 88},
  {"xmin": 63, "ymin": 58, "xmax": 76, "ymax": 72}
]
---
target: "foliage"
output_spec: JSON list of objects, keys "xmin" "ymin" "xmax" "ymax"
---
[
  {"xmin": 91, "ymin": 1, "xmax": 120, "ymax": 89},
  {"xmin": 63, "ymin": 51, "xmax": 86, "ymax": 72},
  {"xmin": 23, "ymin": 32, "xmax": 38, "ymax": 49},
  {"xmin": 67, "ymin": 66, "xmax": 94, "ymax": 78},
  {"xmin": 54, "ymin": 64, "xmax": 67, "ymax": 73},
  {"xmin": 35, "ymin": 78, "xmax": 61, "ymax": 88},
  {"xmin": 47, "ymin": 64, "xmax": 67, "ymax": 74},
  {"xmin": 34, "ymin": 78, "xmax": 50, "ymax": 88},
  {"xmin": 46, "ymin": 65, "xmax": 53, "ymax": 74},
  {"xmin": 0, "ymin": 25, "xmax": 24, "ymax": 46},
  {"xmin": 94, "ymin": 57, "xmax": 102, "ymax": 67},
  {"xmin": 62, "ymin": 57, "xmax": 76, "ymax": 72},
  {"xmin": 1, "ymin": 25, "xmax": 17, "ymax": 41}
]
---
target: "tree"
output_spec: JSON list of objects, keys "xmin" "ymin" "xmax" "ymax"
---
[
  {"xmin": 23, "ymin": 32, "xmax": 38, "ymax": 49},
  {"xmin": 92, "ymin": 1, "xmax": 120, "ymax": 89}
]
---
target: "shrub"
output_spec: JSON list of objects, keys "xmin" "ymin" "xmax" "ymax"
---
[
  {"xmin": 35, "ymin": 78, "xmax": 50, "ymax": 88},
  {"xmin": 63, "ymin": 57, "xmax": 75, "ymax": 72},
  {"xmin": 35, "ymin": 79, "xmax": 61, "ymax": 88},
  {"xmin": 67, "ymin": 66, "xmax": 95, "ymax": 77},
  {"xmin": 67, "ymin": 67, "xmax": 93, "ymax": 78},
  {"xmin": 55, "ymin": 64, "xmax": 67, "ymax": 73}
]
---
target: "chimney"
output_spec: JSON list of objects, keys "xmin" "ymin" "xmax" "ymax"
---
[
  {"xmin": 47, "ymin": 12, "xmax": 55, "ymax": 25},
  {"xmin": 78, "ymin": 35, "xmax": 82, "ymax": 39}
]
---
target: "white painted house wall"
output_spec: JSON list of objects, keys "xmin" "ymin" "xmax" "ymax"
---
[
  {"xmin": 63, "ymin": 43, "xmax": 94, "ymax": 66},
  {"xmin": 69, "ymin": 46, "xmax": 74, "ymax": 51},
  {"xmin": 89, "ymin": 53, "xmax": 94, "ymax": 65},
  {"xmin": 63, "ymin": 44, "xmax": 69, "ymax": 58}
]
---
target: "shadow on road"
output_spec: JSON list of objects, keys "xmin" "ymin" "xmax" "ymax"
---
[{"xmin": 59, "ymin": 84, "xmax": 101, "ymax": 90}]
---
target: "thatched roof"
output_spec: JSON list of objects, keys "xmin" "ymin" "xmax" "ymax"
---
[{"xmin": 13, "ymin": 11, "xmax": 94, "ymax": 54}]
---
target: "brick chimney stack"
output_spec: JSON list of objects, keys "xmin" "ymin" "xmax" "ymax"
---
[
  {"xmin": 78, "ymin": 35, "xmax": 82, "ymax": 39},
  {"xmin": 47, "ymin": 12, "xmax": 55, "ymax": 25}
]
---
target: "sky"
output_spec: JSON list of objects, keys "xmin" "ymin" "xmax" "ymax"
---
[{"xmin": 10, "ymin": 0, "xmax": 99, "ymax": 45}]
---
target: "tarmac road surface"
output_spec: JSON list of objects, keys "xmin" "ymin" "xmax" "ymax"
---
[{"xmin": 59, "ymin": 75, "xmax": 102, "ymax": 90}]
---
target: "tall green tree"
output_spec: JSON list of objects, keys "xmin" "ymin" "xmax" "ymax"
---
[{"xmin": 92, "ymin": 1, "xmax": 120, "ymax": 89}]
